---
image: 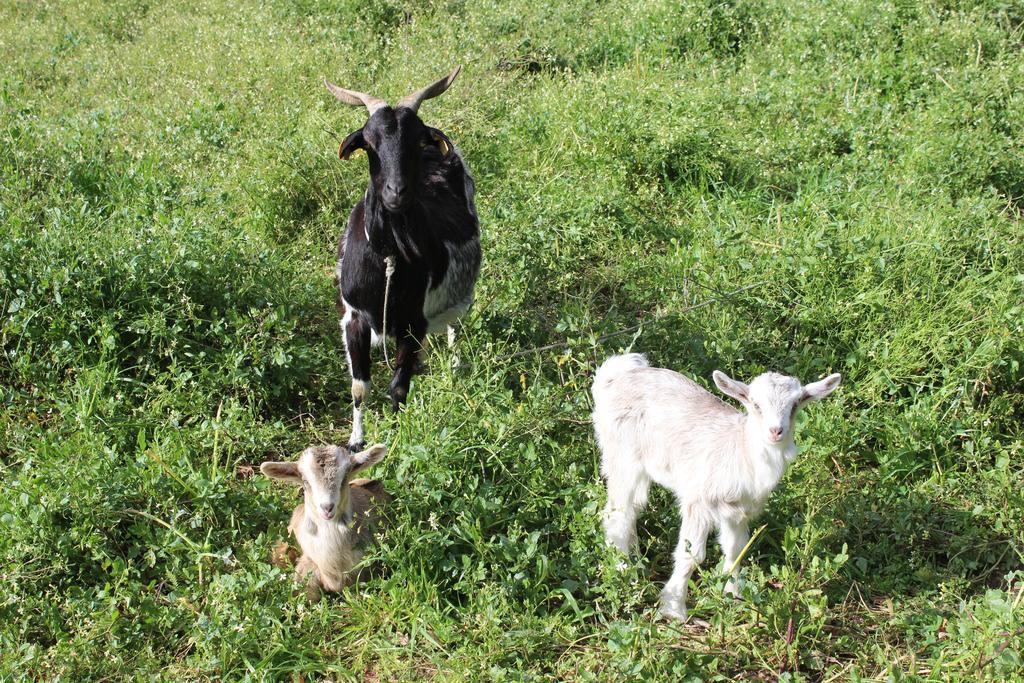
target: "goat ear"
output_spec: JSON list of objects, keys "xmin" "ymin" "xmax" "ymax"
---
[
  {"xmin": 427, "ymin": 127, "xmax": 452, "ymax": 157},
  {"xmin": 339, "ymin": 129, "xmax": 365, "ymax": 160},
  {"xmin": 713, "ymin": 370, "xmax": 749, "ymax": 403},
  {"xmin": 260, "ymin": 461, "xmax": 302, "ymax": 484},
  {"xmin": 350, "ymin": 443, "xmax": 387, "ymax": 473},
  {"xmin": 802, "ymin": 373, "xmax": 841, "ymax": 401}
]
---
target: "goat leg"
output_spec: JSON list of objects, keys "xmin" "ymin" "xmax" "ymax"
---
[
  {"xmin": 388, "ymin": 320, "xmax": 426, "ymax": 411},
  {"xmin": 344, "ymin": 312, "xmax": 372, "ymax": 450}
]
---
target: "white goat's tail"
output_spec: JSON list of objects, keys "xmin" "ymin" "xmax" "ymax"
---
[{"xmin": 592, "ymin": 353, "xmax": 649, "ymax": 404}]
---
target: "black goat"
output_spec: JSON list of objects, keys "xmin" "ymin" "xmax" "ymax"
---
[{"xmin": 325, "ymin": 67, "xmax": 481, "ymax": 448}]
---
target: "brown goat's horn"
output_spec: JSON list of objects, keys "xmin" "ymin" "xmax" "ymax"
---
[
  {"xmin": 323, "ymin": 78, "xmax": 388, "ymax": 116},
  {"xmin": 396, "ymin": 66, "xmax": 461, "ymax": 113}
]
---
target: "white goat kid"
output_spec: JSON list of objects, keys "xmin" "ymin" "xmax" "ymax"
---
[
  {"xmin": 260, "ymin": 444, "xmax": 390, "ymax": 601},
  {"xmin": 592, "ymin": 353, "xmax": 841, "ymax": 622}
]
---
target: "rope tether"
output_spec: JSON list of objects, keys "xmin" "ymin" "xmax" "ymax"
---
[{"xmin": 381, "ymin": 255, "xmax": 396, "ymax": 370}]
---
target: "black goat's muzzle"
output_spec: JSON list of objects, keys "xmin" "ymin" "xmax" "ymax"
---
[{"xmin": 382, "ymin": 187, "xmax": 411, "ymax": 212}]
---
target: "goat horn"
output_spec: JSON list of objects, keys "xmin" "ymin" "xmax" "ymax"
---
[
  {"xmin": 323, "ymin": 78, "xmax": 388, "ymax": 116},
  {"xmin": 396, "ymin": 66, "xmax": 461, "ymax": 113}
]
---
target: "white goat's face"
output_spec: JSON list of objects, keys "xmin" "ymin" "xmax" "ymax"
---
[
  {"xmin": 260, "ymin": 444, "xmax": 388, "ymax": 522},
  {"xmin": 746, "ymin": 374, "xmax": 804, "ymax": 444},
  {"xmin": 714, "ymin": 370, "xmax": 842, "ymax": 445}
]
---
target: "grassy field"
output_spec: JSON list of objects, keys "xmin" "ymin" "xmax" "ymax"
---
[{"xmin": 2, "ymin": 0, "xmax": 1023, "ymax": 679}]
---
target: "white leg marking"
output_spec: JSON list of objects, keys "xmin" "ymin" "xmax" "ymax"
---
[
  {"xmin": 340, "ymin": 305, "xmax": 353, "ymax": 365},
  {"xmin": 350, "ymin": 379, "xmax": 369, "ymax": 447}
]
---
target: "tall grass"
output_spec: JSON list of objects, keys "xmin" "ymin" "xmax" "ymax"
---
[{"xmin": 2, "ymin": 0, "xmax": 1022, "ymax": 678}]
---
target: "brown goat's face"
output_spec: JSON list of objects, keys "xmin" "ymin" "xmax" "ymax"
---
[
  {"xmin": 298, "ymin": 446, "xmax": 347, "ymax": 521},
  {"xmin": 260, "ymin": 444, "xmax": 388, "ymax": 522},
  {"xmin": 340, "ymin": 107, "xmax": 450, "ymax": 213}
]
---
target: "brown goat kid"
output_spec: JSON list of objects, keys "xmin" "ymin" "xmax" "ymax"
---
[{"xmin": 260, "ymin": 444, "xmax": 390, "ymax": 601}]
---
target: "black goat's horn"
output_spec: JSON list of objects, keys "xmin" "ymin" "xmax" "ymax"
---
[
  {"xmin": 324, "ymin": 78, "xmax": 388, "ymax": 116},
  {"xmin": 396, "ymin": 66, "xmax": 461, "ymax": 113}
]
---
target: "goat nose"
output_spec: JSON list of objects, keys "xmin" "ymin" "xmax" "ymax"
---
[
  {"xmin": 768, "ymin": 427, "xmax": 783, "ymax": 440},
  {"xmin": 385, "ymin": 182, "xmax": 406, "ymax": 196},
  {"xmin": 319, "ymin": 503, "xmax": 335, "ymax": 518}
]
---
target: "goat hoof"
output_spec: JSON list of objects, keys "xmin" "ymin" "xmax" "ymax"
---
[
  {"xmin": 657, "ymin": 593, "xmax": 689, "ymax": 623},
  {"xmin": 348, "ymin": 440, "xmax": 365, "ymax": 451},
  {"xmin": 682, "ymin": 617, "xmax": 710, "ymax": 630},
  {"xmin": 388, "ymin": 386, "xmax": 408, "ymax": 412},
  {"xmin": 657, "ymin": 605, "xmax": 688, "ymax": 622}
]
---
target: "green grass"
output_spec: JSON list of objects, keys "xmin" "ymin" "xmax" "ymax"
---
[{"xmin": 2, "ymin": 0, "xmax": 1023, "ymax": 678}]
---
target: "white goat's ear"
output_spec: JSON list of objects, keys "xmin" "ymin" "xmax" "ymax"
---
[
  {"xmin": 350, "ymin": 444, "xmax": 387, "ymax": 473},
  {"xmin": 713, "ymin": 370, "xmax": 749, "ymax": 403},
  {"xmin": 260, "ymin": 461, "xmax": 302, "ymax": 484},
  {"xmin": 802, "ymin": 373, "xmax": 842, "ymax": 401}
]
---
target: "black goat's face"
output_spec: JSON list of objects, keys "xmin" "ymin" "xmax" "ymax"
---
[
  {"xmin": 340, "ymin": 107, "xmax": 444, "ymax": 213},
  {"xmin": 325, "ymin": 67, "xmax": 461, "ymax": 214}
]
